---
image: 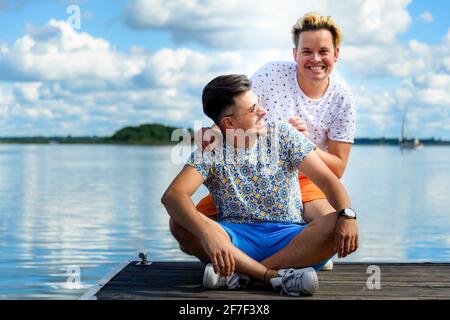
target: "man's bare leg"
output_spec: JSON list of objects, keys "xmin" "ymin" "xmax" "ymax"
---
[
  {"xmin": 302, "ymin": 199, "xmax": 336, "ymax": 270},
  {"xmin": 260, "ymin": 212, "xmax": 338, "ymax": 270},
  {"xmin": 302, "ymin": 199, "xmax": 335, "ymax": 223},
  {"xmin": 170, "ymin": 211, "xmax": 338, "ymax": 279},
  {"xmin": 170, "ymin": 213, "xmax": 277, "ymax": 282}
]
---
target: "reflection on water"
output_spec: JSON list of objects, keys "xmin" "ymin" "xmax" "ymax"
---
[
  {"xmin": 342, "ymin": 146, "xmax": 450, "ymax": 263},
  {"xmin": 0, "ymin": 144, "xmax": 449, "ymax": 299}
]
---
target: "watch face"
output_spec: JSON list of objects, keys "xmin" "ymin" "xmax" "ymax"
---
[{"xmin": 344, "ymin": 208, "xmax": 356, "ymax": 218}]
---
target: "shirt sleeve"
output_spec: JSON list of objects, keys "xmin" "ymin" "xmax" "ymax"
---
[
  {"xmin": 277, "ymin": 122, "xmax": 316, "ymax": 169},
  {"xmin": 329, "ymin": 91, "xmax": 356, "ymax": 143},
  {"xmin": 250, "ymin": 62, "xmax": 273, "ymax": 108},
  {"xmin": 185, "ymin": 149, "xmax": 210, "ymax": 181}
]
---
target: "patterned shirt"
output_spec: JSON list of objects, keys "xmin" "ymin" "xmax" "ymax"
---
[
  {"xmin": 251, "ymin": 61, "xmax": 356, "ymax": 151},
  {"xmin": 186, "ymin": 122, "xmax": 315, "ymax": 224}
]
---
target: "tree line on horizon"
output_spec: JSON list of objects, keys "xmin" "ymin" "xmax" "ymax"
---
[
  {"xmin": 0, "ymin": 123, "xmax": 449, "ymax": 145},
  {"xmin": 0, "ymin": 123, "xmax": 191, "ymax": 145}
]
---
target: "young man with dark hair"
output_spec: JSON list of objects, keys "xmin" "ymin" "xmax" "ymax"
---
[{"xmin": 162, "ymin": 74, "xmax": 358, "ymax": 296}]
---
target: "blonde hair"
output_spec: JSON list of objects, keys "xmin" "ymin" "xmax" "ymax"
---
[{"xmin": 291, "ymin": 12, "xmax": 343, "ymax": 49}]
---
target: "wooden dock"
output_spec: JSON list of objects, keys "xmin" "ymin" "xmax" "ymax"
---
[{"xmin": 81, "ymin": 261, "xmax": 450, "ymax": 300}]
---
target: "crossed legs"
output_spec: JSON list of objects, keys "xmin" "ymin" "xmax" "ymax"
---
[{"xmin": 169, "ymin": 211, "xmax": 338, "ymax": 282}]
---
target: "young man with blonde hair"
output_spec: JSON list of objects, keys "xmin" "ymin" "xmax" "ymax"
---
[{"xmin": 250, "ymin": 12, "xmax": 355, "ymax": 223}]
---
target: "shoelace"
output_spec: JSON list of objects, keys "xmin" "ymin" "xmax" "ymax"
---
[
  {"xmin": 280, "ymin": 269, "xmax": 304, "ymax": 296},
  {"xmin": 225, "ymin": 273, "xmax": 240, "ymax": 289},
  {"xmin": 217, "ymin": 273, "xmax": 240, "ymax": 289}
]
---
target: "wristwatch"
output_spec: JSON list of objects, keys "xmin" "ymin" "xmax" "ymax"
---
[{"xmin": 338, "ymin": 208, "xmax": 357, "ymax": 219}]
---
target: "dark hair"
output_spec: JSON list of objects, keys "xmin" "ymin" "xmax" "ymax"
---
[{"xmin": 202, "ymin": 74, "xmax": 251, "ymax": 125}]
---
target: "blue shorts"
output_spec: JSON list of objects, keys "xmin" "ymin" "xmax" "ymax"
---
[{"xmin": 218, "ymin": 221, "xmax": 328, "ymax": 271}]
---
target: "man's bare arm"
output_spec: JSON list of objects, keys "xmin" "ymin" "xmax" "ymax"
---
[
  {"xmin": 288, "ymin": 116, "xmax": 351, "ymax": 178},
  {"xmin": 298, "ymin": 150, "xmax": 350, "ymax": 211},
  {"xmin": 161, "ymin": 165, "xmax": 235, "ymax": 274},
  {"xmin": 298, "ymin": 151, "xmax": 358, "ymax": 258},
  {"xmin": 314, "ymin": 140, "xmax": 352, "ymax": 178},
  {"xmin": 161, "ymin": 165, "xmax": 207, "ymax": 232}
]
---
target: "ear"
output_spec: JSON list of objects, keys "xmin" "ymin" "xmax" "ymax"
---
[
  {"xmin": 292, "ymin": 47, "xmax": 299, "ymax": 63},
  {"xmin": 220, "ymin": 116, "xmax": 235, "ymax": 130},
  {"xmin": 334, "ymin": 47, "xmax": 340, "ymax": 63}
]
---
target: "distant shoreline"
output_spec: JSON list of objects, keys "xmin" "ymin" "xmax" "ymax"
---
[
  {"xmin": 1, "ymin": 137, "xmax": 449, "ymax": 146},
  {"xmin": 1, "ymin": 123, "xmax": 449, "ymax": 146}
]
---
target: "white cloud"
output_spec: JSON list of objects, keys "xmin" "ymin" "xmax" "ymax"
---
[
  {"xmin": 337, "ymin": 27, "xmax": 450, "ymax": 140},
  {"xmin": 124, "ymin": 0, "xmax": 300, "ymax": 49},
  {"xmin": 328, "ymin": 0, "xmax": 412, "ymax": 45},
  {"xmin": 387, "ymin": 69, "xmax": 450, "ymax": 138},
  {"xmin": 1, "ymin": 9, "xmax": 449, "ymax": 139},
  {"xmin": 403, "ymin": 61, "xmax": 450, "ymax": 110},
  {"xmin": 0, "ymin": 19, "xmax": 142, "ymax": 82},
  {"xmin": 341, "ymin": 36, "xmax": 448, "ymax": 79},
  {"xmin": 417, "ymin": 88, "xmax": 450, "ymax": 106},
  {"xmin": 134, "ymin": 48, "xmax": 242, "ymax": 89},
  {"xmin": 352, "ymin": 86, "xmax": 399, "ymax": 136},
  {"xmin": 2, "ymin": 27, "xmax": 272, "ymax": 135},
  {"xmin": 14, "ymin": 82, "xmax": 42, "ymax": 102},
  {"xmin": 132, "ymin": 48, "xmax": 291, "ymax": 90},
  {"xmin": 415, "ymin": 73, "xmax": 450, "ymax": 90},
  {"xmin": 0, "ymin": 20, "xmax": 208, "ymax": 135},
  {"xmin": 443, "ymin": 57, "xmax": 450, "ymax": 72},
  {"xmin": 23, "ymin": 107, "xmax": 54, "ymax": 120},
  {"xmin": 0, "ymin": 85, "xmax": 13, "ymax": 121},
  {"xmin": 419, "ymin": 11, "xmax": 433, "ymax": 23},
  {"xmin": 124, "ymin": 0, "xmax": 412, "ymax": 49},
  {"xmin": 0, "ymin": 19, "xmax": 288, "ymax": 89},
  {"xmin": 395, "ymin": 79, "xmax": 415, "ymax": 104}
]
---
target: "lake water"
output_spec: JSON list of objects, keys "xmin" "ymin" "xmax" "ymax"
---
[{"xmin": 0, "ymin": 144, "xmax": 449, "ymax": 299}]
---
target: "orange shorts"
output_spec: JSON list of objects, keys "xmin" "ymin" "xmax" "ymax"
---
[{"xmin": 196, "ymin": 175, "xmax": 326, "ymax": 216}]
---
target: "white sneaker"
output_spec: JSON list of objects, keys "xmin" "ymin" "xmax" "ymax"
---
[
  {"xmin": 270, "ymin": 267, "xmax": 318, "ymax": 296},
  {"xmin": 202, "ymin": 263, "xmax": 249, "ymax": 289},
  {"xmin": 321, "ymin": 259, "xmax": 333, "ymax": 271}
]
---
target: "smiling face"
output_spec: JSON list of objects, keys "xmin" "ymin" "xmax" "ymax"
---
[
  {"xmin": 220, "ymin": 90, "xmax": 267, "ymax": 144},
  {"xmin": 293, "ymin": 29, "xmax": 339, "ymax": 83}
]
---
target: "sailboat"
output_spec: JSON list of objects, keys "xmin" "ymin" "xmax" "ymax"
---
[{"xmin": 399, "ymin": 108, "xmax": 423, "ymax": 150}]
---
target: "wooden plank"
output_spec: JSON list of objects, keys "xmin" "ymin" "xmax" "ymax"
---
[
  {"xmin": 98, "ymin": 282, "xmax": 450, "ymax": 299},
  {"xmin": 79, "ymin": 259, "xmax": 132, "ymax": 300},
  {"xmin": 93, "ymin": 261, "xmax": 450, "ymax": 300}
]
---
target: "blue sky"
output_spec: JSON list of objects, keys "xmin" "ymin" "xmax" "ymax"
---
[{"xmin": 0, "ymin": 0, "xmax": 449, "ymax": 139}]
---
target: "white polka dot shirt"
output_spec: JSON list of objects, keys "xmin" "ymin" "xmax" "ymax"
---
[{"xmin": 251, "ymin": 61, "xmax": 356, "ymax": 151}]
